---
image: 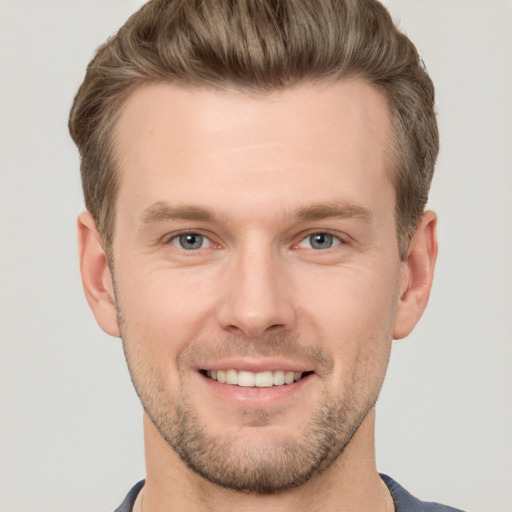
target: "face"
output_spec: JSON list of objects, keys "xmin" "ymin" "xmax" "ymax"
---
[{"xmin": 109, "ymin": 80, "xmax": 405, "ymax": 492}]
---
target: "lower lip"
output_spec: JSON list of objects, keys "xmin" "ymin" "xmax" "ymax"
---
[{"xmin": 197, "ymin": 372, "xmax": 314, "ymax": 408}]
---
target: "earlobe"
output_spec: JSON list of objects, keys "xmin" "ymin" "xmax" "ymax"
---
[
  {"xmin": 77, "ymin": 211, "xmax": 120, "ymax": 337},
  {"xmin": 393, "ymin": 210, "xmax": 438, "ymax": 339}
]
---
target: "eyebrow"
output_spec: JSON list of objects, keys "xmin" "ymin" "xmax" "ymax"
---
[
  {"xmin": 140, "ymin": 200, "xmax": 371, "ymax": 225},
  {"xmin": 294, "ymin": 202, "xmax": 371, "ymax": 222},
  {"xmin": 141, "ymin": 202, "xmax": 214, "ymax": 224}
]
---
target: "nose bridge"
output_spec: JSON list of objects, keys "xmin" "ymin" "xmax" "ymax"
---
[{"xmin": 216, "ymin": 240, "xmax": 294, "ymax": 337}]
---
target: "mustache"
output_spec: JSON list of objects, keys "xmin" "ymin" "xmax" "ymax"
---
[{"xmin": 178, "ymin": 332, "xmax": 334, "ymax": 374}]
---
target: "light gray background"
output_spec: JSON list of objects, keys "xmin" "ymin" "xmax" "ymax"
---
[{"xmin": 0, "ymin": 1, "xmax": 510, "ymax": 511}]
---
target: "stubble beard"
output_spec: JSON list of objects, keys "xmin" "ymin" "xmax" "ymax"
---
[
  {"xmin": 159, "ymin": 389, "xmax": 374, "ymax": 493},
  {"xmin": 120, "ymin": 327, "xmax": 386, "ymax": 494}
]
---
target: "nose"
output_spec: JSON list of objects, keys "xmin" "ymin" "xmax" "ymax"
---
[{"xmin": 215, "ymin": 245, "xmax": 296, "ymax": 338}]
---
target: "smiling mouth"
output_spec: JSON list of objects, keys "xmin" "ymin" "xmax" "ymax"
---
[{"xmin": 202, "ymin": 369, "xmax": 313, "ymax": 388}]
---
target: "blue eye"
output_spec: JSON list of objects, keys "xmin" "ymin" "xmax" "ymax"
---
[
  {"xmin": 298, "ymin": 233, "xmax": 340, "ymax": 250},
  {"xmin": 172, "ymin": 233, "xmax": 210, "ymax": 250},
  {"xmin": 309, "ymin": 233, "xmax": 334, "ymax": 249}
]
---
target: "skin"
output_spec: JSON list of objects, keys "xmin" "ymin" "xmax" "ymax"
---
[{"xmin": 78, "ymin": 79, "xmax": 437, "ymax": 512}]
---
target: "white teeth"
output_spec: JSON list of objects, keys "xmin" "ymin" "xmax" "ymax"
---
[
  {"xmin": 255, "ymin": 371, "xmax": 274, "ymax": 387},
  {"xmin": 284, "ymin": 371, "xmax": 295, "ymax": 384},
  {"xmin": 273, "ymin": 370, "xmax": 285, "ymax": 386},
  {"xmin": 205, "ymin": 369, "xmax": 305, "ymax": 387},
  {"xmin": 226, "ymin": 369, "xmax": 238, "ymax": 385},
  {"xmin": 238, "ymin": 370, "xmax": 255, "ymax": 387}
]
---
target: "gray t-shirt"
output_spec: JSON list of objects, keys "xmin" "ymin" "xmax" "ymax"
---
[{"xmin": 114, "ymin": 475, "xmax": 466, "ymax": 511}]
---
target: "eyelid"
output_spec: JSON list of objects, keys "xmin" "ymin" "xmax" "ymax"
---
[
  {"xmin": 294, "ymin": 231, "xmax": 346, "ymax": 249},
  {"xmin": 161, "ymin": 230, "xmax": 216, "ymax": 249},
  {"xmin": 158, "ymin": 229, "xmax": 349, "ymax": 250}
]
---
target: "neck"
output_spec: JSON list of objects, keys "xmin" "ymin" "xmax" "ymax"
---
[{"xmin": 140, "ymin": 409, "xmax": 393, "ymax": 512}]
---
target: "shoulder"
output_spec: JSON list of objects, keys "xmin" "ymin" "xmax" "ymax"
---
[
  {"xmin": 114, "ymin": 480, "xmax": 145, "ymax": 512},
  {"xmin": 381, "ymin": 475, "xmax": 466, "ymax": 512}
]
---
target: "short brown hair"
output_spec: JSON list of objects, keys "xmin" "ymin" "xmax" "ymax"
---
[{"xmin": 69, "ymin": 0, "xmax": 438, "ymax": 259}]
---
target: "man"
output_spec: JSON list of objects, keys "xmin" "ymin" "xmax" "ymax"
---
[{"xmin": 69, "ymin": 0, "xmax": 464, "ymax": 510}]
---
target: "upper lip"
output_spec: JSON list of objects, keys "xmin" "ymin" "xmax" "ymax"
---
[{"xmin": 197, "ymin": 358, "xmax": 314, "ymax": 374}]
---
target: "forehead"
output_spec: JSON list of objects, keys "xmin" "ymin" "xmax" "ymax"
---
[
  {"xmin": 113, "ymin": 79, "xmax": 394, "ymax": 226},
  {"xmin": 116, "ymin": 78, "xmax": 391, "ymax": 157}
]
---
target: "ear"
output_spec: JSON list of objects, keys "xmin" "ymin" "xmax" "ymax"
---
[
  {"xmin": 393, "ymin": 210, "xmax": 438, "ymax": 339},
  {"xmin": 77, "ymin": 211, "xmax": 120, "ymax": 337}
]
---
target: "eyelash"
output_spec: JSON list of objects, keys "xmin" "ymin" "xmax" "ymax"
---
[
  {"xmin": 165, "ymin": 231, "xmax": 214, "ymax": 251},
  {"xmin": 164, "ymin": 230, "xmax": 346, "ymax": 252},
  {"xmin": 296, "ymin": 232, "xmax": 344, "ymax": 250}
]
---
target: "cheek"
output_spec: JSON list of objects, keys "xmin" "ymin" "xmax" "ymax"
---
[
  {"xmin": 115, "ymin": 265, "xmax": 219, "ymax": 359},
  {"xmin": 298, "ymin": 265, "xmax": 398, "ymax": 375},
  {"xmin": 302, "ymin": 261, "xmax": 399, "ymax": 325}
]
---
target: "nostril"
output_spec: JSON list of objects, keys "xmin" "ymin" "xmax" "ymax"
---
[{"xmin": 225, "ymin": 324, "xmax": 243, "ymax": 335}]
